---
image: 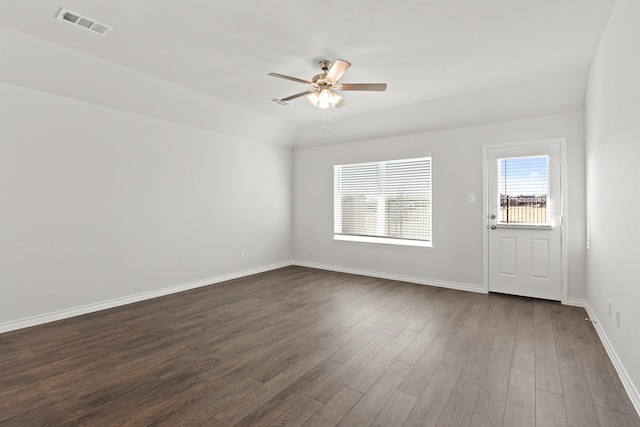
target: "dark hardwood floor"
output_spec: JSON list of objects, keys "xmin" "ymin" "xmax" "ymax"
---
[{"xmin": 1, "ymin": 266, "xmax": 638, "ymax": 426}]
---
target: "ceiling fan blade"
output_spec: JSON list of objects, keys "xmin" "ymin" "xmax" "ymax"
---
[
  {"xmin": 268, "ymin": 73, "xmax": 312, "ymax": 85},
  {"xmin": 325, "ymin": 59, "xmax": 351, "ymax": 83},
  {"xmin": 340, "ymin": 83, "xmax": 387, "ymax": 91},
  {"xmin": 280, "ymin": 90, "xmax": 314, "ymax": 102}
]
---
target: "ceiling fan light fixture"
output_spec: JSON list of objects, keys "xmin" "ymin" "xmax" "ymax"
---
[
  {"xmin": 308, "ymin": 89, "xmax": 341, "ymax": 109},
  {"xmin": 316, "ymin": 89, "xmax": 333, "ymax": 109},
  {"xmin": 330, "ymin": 93, "xmax": 342, "ymax": 107},
  {"xmin": 307, "ymin": 91, "xmax": 320, "ymax": 107},
  {"xmin": 307, "ymin": 90, "xmax": 329, "ymax": 109},
  {"xmin": 319, "ymin": 89, "xmax": 332, "ymax": 101}
]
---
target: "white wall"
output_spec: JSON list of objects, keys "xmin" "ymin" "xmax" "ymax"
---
[
  {"xmin": 0, "ymin": 81, "xmax": 293, "ymax": 326},
  {"xmin": 585, "ymin": 0, "xmax": 640, "ymax": 404},
  {"xmin": 294, "ymin": 112, "xmax": 586, "ymax": 298}
]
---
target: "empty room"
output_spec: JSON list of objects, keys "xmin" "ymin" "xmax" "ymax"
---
[{"xmin": 1, "ymin": 1, "xmax": 639, "ymax": 426}]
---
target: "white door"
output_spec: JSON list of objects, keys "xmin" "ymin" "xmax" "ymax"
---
[{"xmin": 486, "ymin": 140, "xmax": 563, "ymax": 301}]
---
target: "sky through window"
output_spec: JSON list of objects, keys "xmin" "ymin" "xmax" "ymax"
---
[{"xmin": 498, "ymin": 156, "xmax": 548, "ymax": 196}]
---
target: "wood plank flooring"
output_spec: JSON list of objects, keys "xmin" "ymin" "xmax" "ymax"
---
[{"xmin": 1, "ymin": 266, "xmax": 638, "ymax": 426}]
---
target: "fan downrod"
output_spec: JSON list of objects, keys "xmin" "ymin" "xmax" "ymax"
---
[{"xmin": 318, "ymin": 60, "xmax": 332, "ymax": 72}]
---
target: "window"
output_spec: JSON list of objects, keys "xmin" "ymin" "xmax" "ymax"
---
[
  {"xmin": 497, "ymin": 155, "xmax": 549, "ymax": 225},
  {"xmin": 334, "ymin": 157, "xmax": 432, "ymax": 247}
]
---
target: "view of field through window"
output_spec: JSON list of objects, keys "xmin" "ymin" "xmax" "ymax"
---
[{"xmin": 498, "ymin": 155, "xmax": 549, "ymax": 225}]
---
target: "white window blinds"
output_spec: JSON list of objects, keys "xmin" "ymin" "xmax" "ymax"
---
[{"xmin": 334, "ymin": 157, "xmax": 432, "ymax": 245}]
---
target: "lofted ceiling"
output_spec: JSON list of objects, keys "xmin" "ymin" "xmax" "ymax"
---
[{"xmin": 0, "ymin": 1, "xmax": 616, "ymax": 146}]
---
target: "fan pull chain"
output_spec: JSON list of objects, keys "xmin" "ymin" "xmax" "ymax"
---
[{"xmin": 322, "ymin": 108, "xmax": 332, "ymax": 133}]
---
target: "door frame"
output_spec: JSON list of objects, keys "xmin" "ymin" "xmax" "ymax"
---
[{"xmin": 482, "ymin": 137, "xmax": 569, "ymax": 304}]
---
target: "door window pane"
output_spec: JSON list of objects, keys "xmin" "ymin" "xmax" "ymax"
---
[{"xmin": 497, "ymin": 156, "xmax": 549, "ymax": 225}]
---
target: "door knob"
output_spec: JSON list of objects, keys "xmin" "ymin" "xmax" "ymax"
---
[{"xmin": 490, "ymin": 225, "xmax": 497, "ymax": 229}]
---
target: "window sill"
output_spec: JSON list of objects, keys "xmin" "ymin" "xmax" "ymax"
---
[{"xmin": 334, "ymin": 234, "xmax": 433, "ymax": 248}]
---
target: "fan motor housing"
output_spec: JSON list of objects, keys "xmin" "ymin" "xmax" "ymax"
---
[{"xmin": 312, "ymin": 73, "xmax": 327, "ymax": 83}]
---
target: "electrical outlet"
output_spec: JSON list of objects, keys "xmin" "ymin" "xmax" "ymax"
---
[
  {"xmin": 608, "ymin": 300, "xmax": 612, "ymax": 316},
  {"xmin": 616, "ymin": 310, "xmax": 621, "ymax": 328},
  {"xmin": 240, "ymin": 250, "xmax": 246, "ymax": 260}
]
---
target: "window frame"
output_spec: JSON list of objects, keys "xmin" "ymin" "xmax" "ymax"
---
[
  {"xmin": 496, "ymin": 155, "xmax": 551, "ymax": 227},
  {"xmin": 333, "ymin": 156, "xmax": 433, "ymax": 248}
]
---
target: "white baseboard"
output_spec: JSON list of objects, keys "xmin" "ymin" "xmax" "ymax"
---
[
  {"xmin": 292, "ymin": 260, "xmax": 485, "ymax": 294},
  {"xmin": 0, "ymin": 261, "xmax": 293, "ymax": 334},
  {"xmin": 581, "ymin": 302, "xmax": 640, "ymax": 417},
  {"xmin": 564, "ymin": 297, "xmax": 588, "ymax": 307}
]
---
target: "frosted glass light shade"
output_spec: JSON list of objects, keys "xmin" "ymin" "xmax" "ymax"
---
[{"xmin": 307, "ymin": 89, "xmax": 340, "ymax": 109}]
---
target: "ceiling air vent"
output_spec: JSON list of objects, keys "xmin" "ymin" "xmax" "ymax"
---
[
  {"xmin": 268, "ymin": 98, "xmax": 291, "ymax": 107},
  {"xmin": 56, "ymin": 8, "xmax": 112, "ymax": 35}
]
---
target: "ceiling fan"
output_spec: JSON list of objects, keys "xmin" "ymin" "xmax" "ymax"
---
[{"xmin": 268, "ymin": 59, "xmax": 387, "ymax": 109}]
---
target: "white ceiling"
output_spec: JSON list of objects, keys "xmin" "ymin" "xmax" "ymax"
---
[{"xmin": 0, "ymin": 1, "xmax": 616, "ymax": 146}]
